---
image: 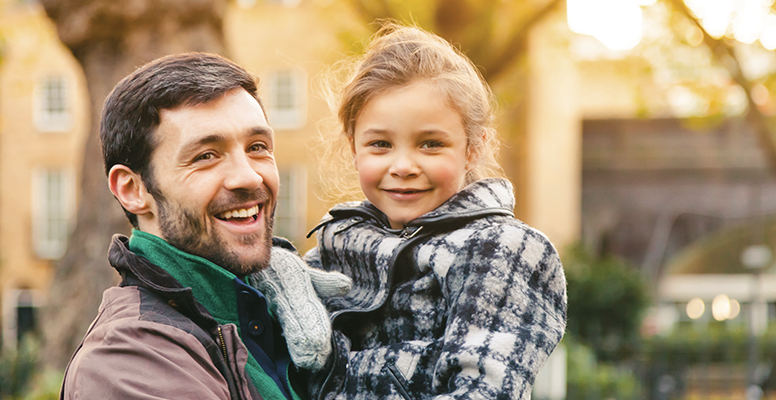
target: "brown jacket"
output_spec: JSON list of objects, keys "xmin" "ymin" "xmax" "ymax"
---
[{"xmin": 61, "ymin": 235, "xmax": 263, "ymax": 400}]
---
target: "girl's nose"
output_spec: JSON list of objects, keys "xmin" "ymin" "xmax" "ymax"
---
[{"xmin": 389, "ymin": 153, "xmax": 420, "ymax": 179}]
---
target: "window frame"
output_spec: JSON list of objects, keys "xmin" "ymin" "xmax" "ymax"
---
[
  {"xmin": 273, "ymin": 166, "xmax": 308, "ymax": 244},
  {"xmin": 31, "ymin": 167, "xmax": 75, "ymax": 260},
  {"xmin": 1, "ymin": 288, "xmax": 43, "ymax": 351},
  {"xmin": 34, "ymin": 75, "xmax": 72, "ymax": 133},
  {"xmin": 265, "ymin": 68, "xmax": 307, "ymax": 130}
]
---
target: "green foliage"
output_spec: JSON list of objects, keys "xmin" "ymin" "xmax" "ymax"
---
[
  {"xmin": 566, "ymin": 338, "xmax": 642, "ymax": 400},
  {"xmin": 643, "ymin": 324, "xmax": 776, "ymax": 364},
  {"xmin": 0, "ymin": 337, "xmax": 40, "ymax": 399},
  {"xmin": 563, "ymin": 243, "xmax": 651, "ymax": 361},
  {"xmin": 20, "ymin": 368, "xmax": 62, "ymax": 400},
  {"xmin": 0, "ymin": 336, "xmax": 61, "ymax": 400}
]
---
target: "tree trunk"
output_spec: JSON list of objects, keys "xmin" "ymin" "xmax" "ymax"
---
[{"xmin": 39, "ymin": 0, "xmax": 228, "ymax": 368}]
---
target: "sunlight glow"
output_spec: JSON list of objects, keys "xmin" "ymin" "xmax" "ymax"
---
[
  {"xmin": 236, "ymin": 0, "xmax": 257, "ymax": 9},
  {"xmin": 761, "ymin": 13, "xmax": 776, "ymax": 50},
  {"xmin": 732, "ymin": 0, "xmax": 770, "ymax": 43},
  {"xmin": 686, "ymin": 298, "xmax": 705, "ymax": 320},
  {"xmin": 712, "ymin": 294, "xmax": 731, "ymax": 321},
  {"xmin": 685, "ymin": 0, "xmax": 776, "ymax": 46},
  {"xmin": 569, "ymin": 0, "xmax": 776, "ymax": 52},
  {"xmin": 686, "ymin": 26, "xmax": 705, "ymax": 46},
  {"xmin": 684, "ymin": 0, "xmax": 736, "ymax": 38},
  {"xmin": 728, "ymin": 298, "xmax": 741, "ymax": 319},
  {"xmin": 752, "ymin": 83, "xmax": 771, "ymax": 105},
  {"xmin": 567, "ymin": 0, "xmax": 644, "ymax": 50}
]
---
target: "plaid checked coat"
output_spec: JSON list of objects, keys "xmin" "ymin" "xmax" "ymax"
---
[{"xmin": 304, "ymin": 179, "xmax": 567, "ymax": 400}]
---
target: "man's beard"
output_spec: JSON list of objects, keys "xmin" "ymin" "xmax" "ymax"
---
[{"xmin": 153, "ymin": 188, "xmax": 273, "ymax": 277}]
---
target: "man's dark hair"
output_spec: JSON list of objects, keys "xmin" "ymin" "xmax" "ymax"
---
[{"xmin": 101, "ymin": 52, "xmax": 263, "ymax": 227}]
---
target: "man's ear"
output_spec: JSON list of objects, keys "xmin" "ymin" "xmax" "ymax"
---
[{"xmin": 108, "ymin": 165, "xmax": 155, "ymax": 218}]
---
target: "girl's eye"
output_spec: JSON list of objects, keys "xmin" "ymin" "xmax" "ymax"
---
[
  {"xmin": 421, "ymin": 140, "xmax": 444, "ymax": 149},
  {"xmin": 369, "ymin": 141, "xmax": 391, "ymax": 149}
]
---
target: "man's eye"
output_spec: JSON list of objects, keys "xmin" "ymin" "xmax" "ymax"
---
[
  {"xmin": 249, "ymin": 143, "xmax": 268, "ymax": 152},
  {"xmin": 194, "ymin": 152, "xmax": 215, "ymax": 162}
]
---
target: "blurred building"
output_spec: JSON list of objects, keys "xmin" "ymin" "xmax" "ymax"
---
[
  {"xmin": 576, "ymin": 46, "xmax": 776, "ymax": 334},
  {"xmin": 0, "ymin": 1, "xmax": 88, "ymax": 350},
  {"xmin": 0, "ymin": 0, "xmax": 586, "ymax": 352},
  {"xmin": 0, "ymin": 0, "xmax": 352, "ymax": 350}
]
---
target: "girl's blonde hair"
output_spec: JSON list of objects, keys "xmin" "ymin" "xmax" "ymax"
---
[{"xmin": 318, "ymin": 22, "xmax": 504, "ymax": 200}]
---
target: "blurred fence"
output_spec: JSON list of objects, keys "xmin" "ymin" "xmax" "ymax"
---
[{"xmin": 561, "ymin": 325, "xmax": 776, "ymax": 400}]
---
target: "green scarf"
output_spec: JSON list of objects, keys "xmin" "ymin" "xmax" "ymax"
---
[{"xmin": 129, "ymin": 229, "xmax": 301, "ymax": 400}]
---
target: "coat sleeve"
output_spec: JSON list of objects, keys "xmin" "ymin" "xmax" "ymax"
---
[
  {"xmin": 429, "ymin": 224, "xmax": 567, "ymax": 399},
  {"xmin": 313, "ymin": 223, "xmax": 567, "ymax": 400},
  {"xmin": 62, "ymin": 300, "xmax": 230, "ymax": 399}
]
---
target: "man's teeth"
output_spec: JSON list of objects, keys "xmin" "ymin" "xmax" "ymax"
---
[{"xmin": 218, "ymin": 205, "xmax": 260, "ymax": 220}]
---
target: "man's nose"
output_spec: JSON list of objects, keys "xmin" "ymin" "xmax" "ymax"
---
[
  {"xmin": 223, "ymin": 154, "xmax": 263, "ymax": 190},
  {"xmin": 389, "ymin": 152, "xmax": 420, "ymax": 179}
]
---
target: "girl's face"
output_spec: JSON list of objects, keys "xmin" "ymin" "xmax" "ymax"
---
[{"xmin": 351, "ymin": 80, "xmax": 471, "ymax": 229}]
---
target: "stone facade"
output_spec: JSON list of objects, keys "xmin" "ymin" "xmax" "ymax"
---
[{"xmin": 582, "ymin": 117, "xmax": 776, "ymax": 281}]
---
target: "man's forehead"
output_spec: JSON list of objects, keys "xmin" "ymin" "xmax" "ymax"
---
[
  {"xmin": 158, "ymin": 89, "xmax": 268, "ymax": 126},
  {"xmin": 152, "ymin": 89, "xmax": 272, "ymax": 150}
]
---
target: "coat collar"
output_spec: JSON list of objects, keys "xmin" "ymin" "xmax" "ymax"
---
[
  {"xmin": 311, "ymin": 178, "xmax": 515, "ymax": 236},
  {"xmin": 108, "ymin": 233, "xmax": 219, "ymax": 332},
  {"xmin": 127, "ymin": 229, "xmax": 241, "ymax": 326}
]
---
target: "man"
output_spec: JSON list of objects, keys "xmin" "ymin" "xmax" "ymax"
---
[{"xmin": 60, "ymin": 53, "xmax": 336, "ymax": 400}]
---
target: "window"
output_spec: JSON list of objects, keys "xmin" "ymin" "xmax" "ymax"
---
[
  {"xmin": 35, "ymin": 76, "xmax": 71, "ymax": 132},
  {"xmin": 32, "ymin": 168, "xmax": 74, "ymax": 259},
  {"xmin": 2, "ymin": 289, "xmax": 43, "ymax": 351},
  {"xmin": 274, "ymin": 167, "xmax": 307, "ymax": 244},
  {"xmin": 266, "ymin": 69, "xmax": 306, "ymax": 130}
]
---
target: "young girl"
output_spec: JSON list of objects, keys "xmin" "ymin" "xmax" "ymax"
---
[{"xmin": 254, "ymin": 22, "xmax": 567, "ymax": 399}]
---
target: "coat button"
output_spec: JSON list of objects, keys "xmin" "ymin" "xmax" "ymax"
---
[{"xmin": 248, "ymin": 319, "xmax": 264, "ymax": 336}]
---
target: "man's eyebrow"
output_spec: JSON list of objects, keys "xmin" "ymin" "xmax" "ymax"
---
[
  {"xmin": 178, "ymin": 133, "xmax": 228, "ymax": 158},
  {"xmin": 178, "ymin": 126, "xmax": 274, "ymax": 159},
  {"xmin": 248, "ymin": 126, "xmax": 274, "ymax": 138}
]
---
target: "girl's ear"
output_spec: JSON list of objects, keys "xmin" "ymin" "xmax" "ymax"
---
[{"xmin": 108, "ymin": 165, "xmax": 155, "ymax": 218}]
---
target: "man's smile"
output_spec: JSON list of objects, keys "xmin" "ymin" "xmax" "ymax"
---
[{"xmin": 215, "ymin": 204, "xmax": 261, "ymax": 221}]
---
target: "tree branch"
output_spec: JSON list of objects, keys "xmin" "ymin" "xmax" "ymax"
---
[
  {"xmin": 670, "ymin": 0, "xmax": 776, "ymax": 174},
  {"xmin": 481, "ymin": 0, "xmax": 563, "ymax": 81}
]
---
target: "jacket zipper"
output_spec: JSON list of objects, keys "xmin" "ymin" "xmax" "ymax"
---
[
  {"xmin": 317, "ymin": 228, "xmax": 429, "ymax": 400},
  {"xmin": 386, "ymin": 363, "xmax": 414, "ymax": 400},
  {"xmin": 217, "ymin": 326, "xmax": 228, "ymax": 361},
  {"xmin": 315, "ymin": 206, "xmax": 513, "ymax": 399},
  {"xmin": 400, "ymin": 226, "xmax": 423, "ymax": 239}
]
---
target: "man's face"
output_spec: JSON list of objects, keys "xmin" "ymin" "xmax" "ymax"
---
[{"xmin": 144, "ymin": 88, "xmax": 278, "ymax": 277}]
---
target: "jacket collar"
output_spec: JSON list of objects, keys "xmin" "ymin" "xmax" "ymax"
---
[
  {"xmin": 127, "ymin": 230, "xmax": 241, "ymax": 327},
  {"xmin": 313, "ymin": 178, "xmax": 515, "ymax": 235},
  {"xmin": 411, "ymin": 178, "xmax": 515, "ymax": 222},
  {"xmin": 108, "ymin": 233, "xmax": 219, "ymax": 331}
]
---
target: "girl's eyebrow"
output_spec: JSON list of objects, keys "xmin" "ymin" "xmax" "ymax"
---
[{"xmin": 359, "ymin": 128, "xmax": 390, "ymax": 136}]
